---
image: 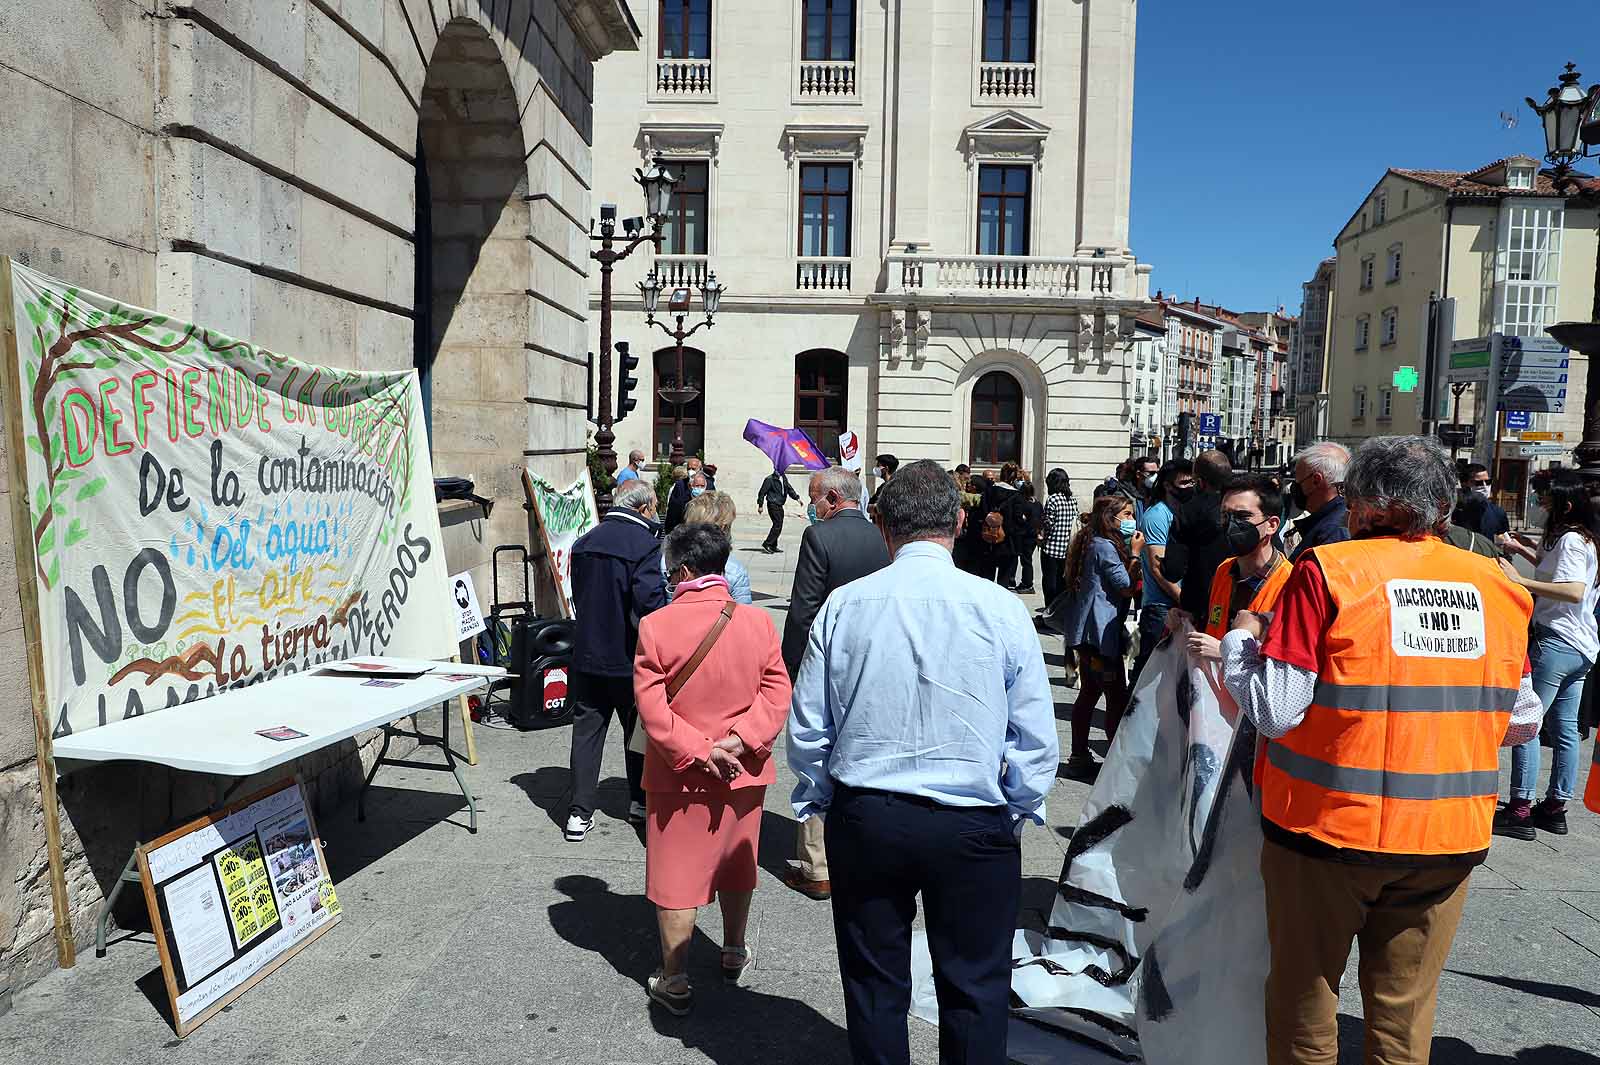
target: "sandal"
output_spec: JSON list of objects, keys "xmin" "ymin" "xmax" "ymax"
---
[
  {"xmin": 648, "ymin": 971, "xmax": 692, "ymax": 1016},
  {"xmin": 720, "ymin": 944, "xmax": 753, "ymax": 986}
]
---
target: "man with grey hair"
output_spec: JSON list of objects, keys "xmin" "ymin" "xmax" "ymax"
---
[
  {"xmin": 564, "ymin": 477, "xmax": 668, "ymax": 841},
  {"xmin": 779, "ymin": 465, "xmax": 889, "ymax": 900},
  {"xmin": 1287, "ymin": 440, "xmax": 1351, "ymax": 561},
  {"xmin": 788, "ymin": 459, "xmax": 1057, "ymax": 1065},
  {"xmin": 1220, "ymin": 435, "xmax": 1540, "ymax": 1065}
]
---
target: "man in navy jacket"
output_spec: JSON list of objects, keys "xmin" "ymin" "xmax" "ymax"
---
[{"xmin": 565, "ymin": 479, "xmax": 668, "ymax": 842}]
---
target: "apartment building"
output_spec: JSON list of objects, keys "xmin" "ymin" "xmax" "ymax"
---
[
  {"xmin": 1325, "ymin": 156, "xmax": 1597, "ymax": 483},
  {"xmin": 588, "ymin": 0, "xmax": 1150, "ymax": 496},
  {"xmin": 1294, "ymin": 258, "xmax": 1336, "ymax": 447}
]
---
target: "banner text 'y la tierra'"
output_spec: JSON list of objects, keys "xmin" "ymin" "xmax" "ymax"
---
[{"xmin": 7, "ymin": 262, "xmax": 455, "ymax": 739}]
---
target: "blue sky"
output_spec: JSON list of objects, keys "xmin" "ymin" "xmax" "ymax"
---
[{"xmin": 1130, "ymin": 1, "xmax": 1600, "ymax": 315}]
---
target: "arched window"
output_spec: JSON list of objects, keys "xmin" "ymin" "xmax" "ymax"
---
[
  {"xmin": 794, "ymin": 349, "xmax": 849, "ymax": 459},
  {"xmin": 654, "ymin": 346, "xmax": 706, "ymax": 460},
  {"xmin": 970, "ymin": 370, "xmax": 1022, "ymax": 466}
]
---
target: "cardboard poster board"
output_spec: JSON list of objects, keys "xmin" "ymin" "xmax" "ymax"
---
[
  {"xmin": 523, "ymin": 468, "xmax": 598, "ymax": 618},
  {"xmin": 138, "ymin": 779, "xmax": 341, "ymax": 1037}
]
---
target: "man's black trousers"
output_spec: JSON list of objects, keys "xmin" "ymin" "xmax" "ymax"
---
[
  {"xmin": 825, "ymin": 783, "xmax": 1020, "ymax": 1065},
  {"xmin": 763, "ymin": 502, "xmax": 785, "ymax": 550},
  {"xmin": 566, "ymin": 670, "xmax": 644, "ymax": 817}
]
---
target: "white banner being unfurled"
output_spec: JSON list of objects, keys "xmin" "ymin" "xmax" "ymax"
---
[{"xmin": 4, "ymin": 260, "xmax": 456, "ymax": 740}]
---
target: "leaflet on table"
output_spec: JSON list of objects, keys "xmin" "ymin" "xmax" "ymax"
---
[
  {"xmin": 147, "ymin": 786, "xmax": 303, "ymax": 883},
  {"xmin": 162, "ymin": 866, "xmax": 233, "ymax": 986}
]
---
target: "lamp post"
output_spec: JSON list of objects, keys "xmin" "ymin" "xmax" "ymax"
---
[
  {"xmin": 1528, "ymin": 64, "xmax": 1600, "ymax": 480},
  {"xmin": 590, "ymin": 155, "xmax": 678, "ymax": 510},
  {"xmin": 638, "ymin": 268, "xmax": 726, "ymax": 466}
]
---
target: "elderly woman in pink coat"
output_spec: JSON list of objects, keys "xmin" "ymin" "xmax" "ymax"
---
[{"xmin": 633, "ymin": 522, "xmax": 791, "ymax": 1017}]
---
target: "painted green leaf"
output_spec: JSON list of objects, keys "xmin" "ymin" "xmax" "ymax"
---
[
  {"xmin": 57, "ymin": 468, "xmax": 80, "ymax": 482},
  {"xmin": 25, "ymin": 435, "xmax": 43, "ymax": 457},
  {"xmin": 30, "ymin": 335, "xmax": 42, "ymax": 360},
  {"xmin": 38, "ymin": 525, "xmax": 55, "ymax": 555},
  {"xmin": 34, "ymin": 484, "xmax": 46, "ymax": 513},
  {"xmin": 44, "ymin": 397, "xmax": 56, "ymax": 423},
  {"xmin": 51, "ymin": 501, "xmax": 64, "ymax": 517},
  {"xmin": 148, "ymin": 351, "xmax": 168, "ymax": 369},
  {"xmin": 159, "ymin": 332, "xmax": 175, "ymax": 345},
  {"xmin": 95, "ymin": 357, "xmax": 117, "ymax": 369},
  {"xmin": 26, "ymin": 361, "xmax": 36, "ymax": 390},
  {"xmin": 25, "ymin": 302, "xmax": 43, "ymax": 327},
  {"xmin": 49, "ymin": 435, "xmax": 62, "ymax": 463},
  {"xmin": 82, "ymin": 338, "xmax": 100, "ymax": 351},
  {"xmin": 65, "ymin": 520, "xmax": 87, "ymax": 548},
  {"xmin": 46, "ymin": 558, "xmax": 59, "ymax": 588},
  {"xmin": 129, "ymin": 351, "xmax": 144, "ymax": 362},
  {"xmin": 75, "ymin": 477, "xmax": 107, "ymax": 502}
]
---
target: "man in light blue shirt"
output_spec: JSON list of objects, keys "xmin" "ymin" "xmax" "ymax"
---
[
  {"xmin": 614, "ymin": 449, "xmax": 645, "ymax": 484},
  {"xmin": 787, "ymin": 459, "xmax": 1057, "ymax": 1065}
]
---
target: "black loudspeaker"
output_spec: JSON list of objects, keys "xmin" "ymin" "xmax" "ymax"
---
[{"xmin": 506, "ymin": 617, "xmax": 578, "ymax": 730}]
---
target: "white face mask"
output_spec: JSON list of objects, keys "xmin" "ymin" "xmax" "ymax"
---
[{"xmin": 1473, "ymin": 484, "xmax": 1491, "ymax": 498}]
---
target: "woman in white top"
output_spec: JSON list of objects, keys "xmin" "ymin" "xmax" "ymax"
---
[{"xmin": 1494, "ymin": 471, "xmax": 1600, "ymax": 839}]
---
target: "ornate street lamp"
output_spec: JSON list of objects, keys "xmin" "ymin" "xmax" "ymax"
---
[
  {"xmin": 589, "ymin": 155, "xmax": 679, "ymax": 511},
  {"xmin": 1526, "ymin": 65, "xmax": 1600, "ymax": 481},
  {"xmin": 642, "ymin": 268, "xmax": 727, "ymax": 466}
]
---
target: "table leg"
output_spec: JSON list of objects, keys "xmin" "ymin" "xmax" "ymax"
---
[
  {"xmin": 356, "ymin": 726, "xmax": 395, "ymax": 823},
  {"xmin": 96, "ymin": 847, "xmax": 143, "ymax": 958}
]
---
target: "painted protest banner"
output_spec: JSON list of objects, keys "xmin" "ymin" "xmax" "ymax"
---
[
  {"xmin": 524, "ymin": 468, "xmax": 598, "ymax": 618},
  {"xmin": 3, "ymin": 261, "xmax": 456, "ymax": 741}
]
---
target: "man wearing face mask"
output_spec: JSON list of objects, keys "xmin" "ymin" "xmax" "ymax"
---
[
  {"xmin": 1163, "ymin": 449, "xmax": 1234, "ymax": 621},
  {"xmin": 665, "ymin": 470, "xmax": 708, "ymax": 533},
  {"xmin": 1451, "ymin": 463, "xmax": 1510, "ymax": 540},
  {"xmin": 780, "ymin": 466, "xmax": 890, "ymax": 900},
  {"xmin": 1181, "ymin": 473, "xmax": 1292, "ymax": 661},
  {"xmin": 1131, "ymin": 459, "xmax": 1194, "ymax": 682},
  {"xmin": 1288, "ymin": 441, "xmax": 1351, "ymax": 561}
]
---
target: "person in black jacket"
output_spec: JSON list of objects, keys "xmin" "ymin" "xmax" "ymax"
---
[
  {"xmin": 564, "ymin": 479, "xmax": 669, "ymax": 842},
  {"xmin": 1163, "ymin": 449, "xmax": 1233, "ymax": 620},
  {"xmin": 982, "ymin": 462, "xmax": 1025, "ymax": 588},
  {"xmin": 1451, "ymin": 463, "xmax": 1510, "ymax": 540},
  {"xmin": 757, "ymin": 468, "xmax": 801, "ymax": 552},
  {"xmin": 1014, "ymin": 481, "xmax": 1044, "ymax": 594},
  {"xmin": 664, "ymin": 457, "xmax": 714, "ymax": 532},
  {"xmin": 780, "ymin": 466, "xmax": 891, "ymax": 900}
]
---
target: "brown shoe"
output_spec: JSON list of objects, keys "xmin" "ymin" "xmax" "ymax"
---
[{"xmin": 782, "ymin": 869, "xmax": 831, "ymax": 900}]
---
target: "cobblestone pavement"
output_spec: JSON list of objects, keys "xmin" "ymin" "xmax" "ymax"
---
[{"xmin": 1, "ymin": 511, "xmax": 1597, "ymax": 1064}]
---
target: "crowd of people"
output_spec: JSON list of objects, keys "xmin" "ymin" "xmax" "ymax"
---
[{"xmin": 555, "ymin": 435, "xmax": 1599, "ymax": 1065}]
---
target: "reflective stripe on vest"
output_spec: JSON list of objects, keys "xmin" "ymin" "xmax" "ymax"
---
[
  {"xmin": 1203, "ymin": 554, "xmax": 1292, "ymax": 638},
  {"xmin": 1259, "ymin": 536, "xmax": 1532, "ymax": 857}
]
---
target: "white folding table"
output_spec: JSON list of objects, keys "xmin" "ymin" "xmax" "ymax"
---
[{"xmin": 52, "ymin": 658, "xmax": 505, "ymax": 956}]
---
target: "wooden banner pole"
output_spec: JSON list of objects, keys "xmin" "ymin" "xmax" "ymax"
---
[{"xmin": 0, "ymin": 258, "xmax": 75, "ymax": 966}]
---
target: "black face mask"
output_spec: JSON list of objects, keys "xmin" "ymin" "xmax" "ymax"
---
[
  {"xmin": 1225, "ymin": 515, "xmax": 1264, "ymax": 555},
  {"xmin": 1172, "ymin": 485, "xmax": 1195, "ymax": 505},
  {"xmin": 1289, "ymin": 482, "xmax": 1308, "ymax": 512}
]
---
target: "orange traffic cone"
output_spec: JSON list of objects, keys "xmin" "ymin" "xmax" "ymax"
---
[{"xmin": 1587, "ymin": 739, "xmax": 1600, "ymax": 815}]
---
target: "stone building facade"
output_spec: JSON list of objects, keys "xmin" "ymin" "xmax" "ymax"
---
[
  {"xmin": 0, "ymin": 0, "xmax": 634, "ymax": 997},
  {"xmin": 585, "ymin": 0, "xmax": 1151, "ymax": 501}
]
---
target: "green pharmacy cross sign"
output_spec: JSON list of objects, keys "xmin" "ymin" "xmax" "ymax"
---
[{"xmin": 1392, "ymin": 366, "xmax": 1419, "ymax": 393}]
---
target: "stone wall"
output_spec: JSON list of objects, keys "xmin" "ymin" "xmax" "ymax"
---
[{"xmin": 0, "ymin": 0, "xmax": 631, "ymax": 1002}]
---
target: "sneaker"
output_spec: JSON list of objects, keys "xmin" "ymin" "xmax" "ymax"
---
[
  {"xmin": 1063, "ymin": 752, "xmax": 1098, "ymax": 779},
  {"xmin": 1532, "ymin": 800, "xmax": 1569, "ymax": 835},
  {"xmin": 564, "ymin": 811, "xmax": 593, "ymax": 842},
  {"xmin": 648, "ymin": 972, "xmax": 693, "ymax": 1016},
  {"xmin": 628, "ymin": 800, "xmax": 648, "ymax": 825},
  {"xmin": 1016, "ymin": 586, "xmax": 1036, "ymax": 595},
  {"xmin": 1492, "ymin": 804, "xmax": 1535, "ymax": 841}
]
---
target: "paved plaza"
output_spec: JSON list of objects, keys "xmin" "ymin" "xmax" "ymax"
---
[{"xmin": 1, "ymin": 513, "xmax": 1598, "ymax": 1064}]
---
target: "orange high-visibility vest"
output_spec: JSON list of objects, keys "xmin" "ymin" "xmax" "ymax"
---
[
  {"xmin": 1586, "ymin": 740, "xmax": 1600, "ymax": 815},
  {"xmin": 1203, "ymin": 554, "xmax": 1292, "ymax": 638},
  {"xmin": 1260, "ymin": 537, "xmax": 1531, "ymax": 857}
]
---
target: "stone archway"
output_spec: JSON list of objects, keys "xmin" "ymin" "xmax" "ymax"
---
[{"xmin": 416, "ymin": 19, "xmax": 533, "ymax": 568}]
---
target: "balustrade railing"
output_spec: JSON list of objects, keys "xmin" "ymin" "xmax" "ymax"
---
[
  {"xmin": 799, "ymin": 60, "xmax": 856, "ymax": 98},
  {"xmin": 654, "ymin": 254, "xmax": 710, "ymax": 290},
  {"xmin": 796, "ymin": 258, "xmax": 851, "ymax": 291},
  {"xmin": 655, "ymin": 58, "xmax": 713, "ymax": 97},
  {"xmin": 977, "ymin": 62, "xmax": 1038, "ymax": 101},
  {"xmin": 889, "ymin": 254, "xmax": 1125, "ymax": 298}
]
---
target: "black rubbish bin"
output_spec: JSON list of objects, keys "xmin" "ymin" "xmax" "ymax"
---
[{"xmin": 506, "ymin": 617, "xmax": 577, "ymax": 730}]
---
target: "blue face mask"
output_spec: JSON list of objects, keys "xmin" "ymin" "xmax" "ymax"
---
[
  {"xmin": 806, "ymin": 503, "xmax": 820, "ymax": 524},
  {"xmin": 1118, "ymin": 518, "xmax": 1138, "ymax": 537},
  {"xmin": 690, "ymin": 486, "xmax": 706, "ymax": 497}
]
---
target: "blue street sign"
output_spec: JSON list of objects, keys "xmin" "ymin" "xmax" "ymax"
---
[
  {"xmin": 1198, "ymin": 412, "xmax": 1222, "ymax": 436},
  {"xmin": 1504, "ymin": 410, "xmax": 1531, "ymax": 431}
]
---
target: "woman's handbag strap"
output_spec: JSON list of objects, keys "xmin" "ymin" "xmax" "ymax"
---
[{"xmin": 666, "ymin": 601, "xmax": 738, "ymax": 701}]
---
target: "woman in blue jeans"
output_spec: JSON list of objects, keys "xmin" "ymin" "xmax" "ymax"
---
[{"xmin": 1495, "ymin": 472, "xmax": 1600, "ymax": 840}]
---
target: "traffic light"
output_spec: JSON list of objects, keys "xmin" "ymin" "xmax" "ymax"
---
[{"xmin": 616, "ymin": 341, "xmax": 639, "ymax": 423}]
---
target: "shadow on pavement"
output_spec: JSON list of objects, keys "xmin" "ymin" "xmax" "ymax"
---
[
  {"xmin": 1337, "ymin": 1013, "xmax": 1600, "ymax": 1065},
  {"xmin": 1448, "ymin": 971, "xmax": 1600, "ymax": 1010},
  {"xmin": 511, "ymin": 766, "xmax": 635, "ymax": 829},
  {"xmin": 322, "ymin": 789, "xmax": 469, "ymax": 882},
  {"xmin": 548, "ymin": 874, "xmax": 851, "ymax": 1063},
  {"xmin": 757, "ymin": 809, "xmax": 800, "ymax": 884}
]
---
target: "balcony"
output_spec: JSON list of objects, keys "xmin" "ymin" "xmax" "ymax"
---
[
  {"xmin": 654, "ymin": 254, "xmax": 709, "ymax": 289},
  {"xmin": 799, "ymin": 59, "xmax": 856, "ymax": 99},
  {"xmin": 654, "ymin": 58, "xmax": 712, "ymax": 98},
  {"xmin": 889, "ymin": 254, "xmax": 1130, "ymax": 299},
  {"xmin": 796, "ymin": 257, "xmax": 851, "ymax": 291},
  {"xmin": 977, "ymin": 62, "xmax": 1038, "ymax": 102}
]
